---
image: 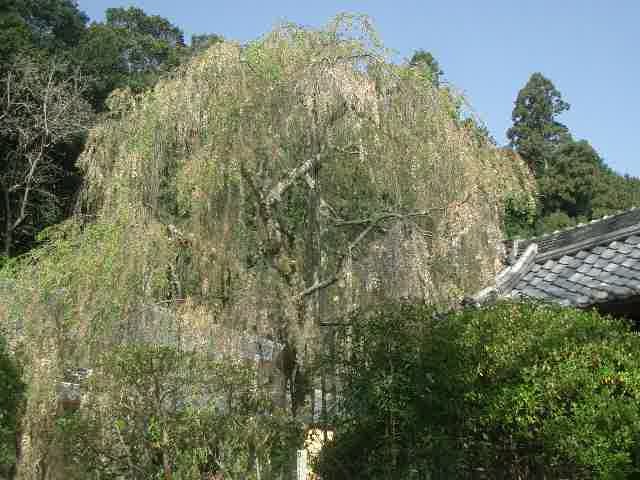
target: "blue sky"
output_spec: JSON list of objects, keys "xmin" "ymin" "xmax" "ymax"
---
[{"xmin": 79, "ymin": 1, "xmax": 640, "ymax": 177}]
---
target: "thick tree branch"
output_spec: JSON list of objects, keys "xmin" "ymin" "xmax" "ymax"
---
[{"xmin": 265, "ymin": 155, "xmax": 322, "ymax": 207}]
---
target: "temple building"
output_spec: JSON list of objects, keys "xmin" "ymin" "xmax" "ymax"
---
[{"xmin": 473, "ymin": 208, "xmax": 640, "ymax": 323}]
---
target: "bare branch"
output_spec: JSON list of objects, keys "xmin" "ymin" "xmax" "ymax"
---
[{"xmin": 0, "ymin": 55, "xmax": 92, "ymax": 254}]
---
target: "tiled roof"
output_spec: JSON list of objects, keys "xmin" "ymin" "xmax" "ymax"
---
[
  {"xmin": 485, "ymin": 208, "xmax": 640, "ymax": 309},
  {"xmin": 509, "ymin": 235, "xmax": 640, "ymax": 308}
]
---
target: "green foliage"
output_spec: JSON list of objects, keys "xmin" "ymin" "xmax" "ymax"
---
[
  {"xmin": 0, "ymin": 0, "xmax": 88, "ymax": 71},
  {"xmin": 461, "ymin": 302, "xmax": 640, "ymax": 479},
  {"xmin": 591, "ymin": 171, "xmax": 640, "ymax": 218},
  {"xmin": 503, "ymin": 192, "xmax": 538, "ymax": 239},
  {"xmin": 536, "ymin": 210, "xmax": 578, "ymax": 233},
  {"xmin": 317, "ymin": 302, "xmax": 464, "ymax": 479},
  {"xmin": 76, "ymin": 7, "xmax": 188, "ymax": 110},
  {"xmin": 190, "ymin": 33, "xmax": 223, "ymax": 55},
  {"xmin": 0, "ymin": 334, "xmax": 24, "ymax": 477},
  {"xmin": 409, "ymin": 49, "xmax": 443, "ymax": 86},
  {"xmin": 507, "ymin": 72, "xmax": 570, "ymax": 177},
  {"xmin": 57, "ymin": 345, "xmax": 301, "ymax": 479},
  {"xmin": 319, "ymin": 301, "xmax": 640, "ymax": 479},
  {"xmin": 506, "ymin": 72, "xmax": 640, "ymax": 236},
  {"xmin": 538, "ymin": 139, "xmax": 606, "ymax": 218}
]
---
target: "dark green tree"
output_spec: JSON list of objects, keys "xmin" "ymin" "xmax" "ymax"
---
[
  {"xmin": 590, "ymin": 171, "xmax": 640, "ymax": 218},
  {"xmin": 105, "ymin": 6, "xmax": 184, "ymax": 46},
  {"xmin": 190, "ymin": 33, "xmax": 223, "ymax": 55},
  {"xmin": 409, "ymin": 49, "xmax": 443, "ymax": 86},
  {"xmin": 538, "ymin": 139, "xmax": 605, "ymax": 219},
  {"xmin": 507, "ymin": 73, "xmax": 570, "ymax": 177},
  {"xmin": 75, "ymin": 7, "xmax": 187, "ymax": 110},
  {"xmin": 0, "ymin": 0, "xmax": 88, "ymax": 71}
]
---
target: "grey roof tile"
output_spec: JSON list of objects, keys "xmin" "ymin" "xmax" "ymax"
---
[
  {"xmin": 577, "ymin": 264, "xmax": 591, "ymax": 274},
  {"xmin": 558, "ymin": 255, "xmax": 576, "ymax": 265},
  {"xmin": 612, "ymin": 254, "xmax": 627, "ymax": 265},
  {"xmin": 591, "ymin": 290, "xmax": 610, "ymax": 301},
  {"xmin": 573, "ymin": 285, "xmax": 593, "ymax": 297},
  {"xmin": 614, "ymin": 243, "xmax": 633, "ymax": 254},
  {"xmin": 568, "ymin": 272, "xmax": 585, "ymax": 283},
  {"xmin": 556, "ymin": 278, "xmax": 580, "ymax": 293},
  {"xmin": 618, "ymin": 267, "xmax": 638, "ymax": 279},
  {"xmin": 543, "ymin": 272, "xmax": 558, "ymax": 282},
  {"xmin": 592, "ymin": 246, "xmax": 606, "ymax": 255},
  {"xmin": 575, "ymin": 275, "xmax": 595, "ymax": 287},
  {"xmin": 594, "ymin": 258, "xmax": 610, "ymax": 269},
  {"xmin": 551, "ymin": 264, "xmax": 565, "ymax": 274},
  {"xmin": 608, "ymin": 285, "xmax": 634, "ymax": 298},
  {"xmin": 557, "ymin": 289, "xmax": 595, "ymax": 307},
  {"xmin": 631, "ymin": 249, "xmax": 640, "ymax": 259},
  {"xmin": 599, "ymin": 273, "xmax": 615, "ymax": 284},
  {"xmin": 531, "ymin": 263, "xmax": 541, "ymax": 272},
  {"xmin": 521, "ymin": 286, "xmax": 546, "ymax": 299},
  {"xmin": 568, "ymin": 258, "xmax": 581, "ymax": 268},
  {"xmin": 610, "ymin": 276, "xmax": 629, "ymax": 287},
  {"xmin": 601, "ymin": 248, "xmax": 616, "ymax": 260},
  {"xmin": 586, "ymin": 267, "xmax": 603, "ymax": 277},
  {"xmin": 543, "ymin": 260, "xmax": 555, "ymax": 269},
  {"xmin": 604, "ymin": 263, "xmax": 618, "ymax": 273},
  {"xmin": 541, "ymin": 284, "xmax": 570, "ymax": 299},
  {"xmin": 622, "ymin": 259, "xmax": 640, "ymax": 270},
  {"xmin": 584, "ymin": 254, "xmax": 598, "ymax": 264},
  {"xmin": 576, "ymin": 295, "xmax": 593, "ymax": 307},
  {"xmin": 625, "ymin": 235, "xmax": 640, "ymax": 246},
  {"xmin": 609, "ymin": 241, "xmax": 624, "ymax": 250},
  {"xmin": 575, "ymin": 250, "xmax": 589, "ymax": 259},
  {"xmin": 584, "ymin": 278, "xmax": 605, "ymax": 289}
]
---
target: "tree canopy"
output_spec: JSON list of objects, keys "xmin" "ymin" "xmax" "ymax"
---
[
  {"xmin": 507, "ymin": 72, "xmax": 570, "ymax": 177},
  {"xmin": 409, "ymin": 49, "xmax": 443, "ymax": 86},
  {"xmin": 504, "ymin": 73, "xmax": 640, "ymax": 238}
]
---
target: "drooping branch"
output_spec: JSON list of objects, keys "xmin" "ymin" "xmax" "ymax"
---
[{"xmin": 296, "ymin": 210, "xmax": 435, "ymax": 299}]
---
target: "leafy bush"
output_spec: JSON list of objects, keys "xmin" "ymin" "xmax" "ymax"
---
[
  {"xmin": 318, "ymin": 301, "xmax": 640, "ymax": 479},
  {"xmin": 57, "ymin": 344, "xmax": 302, "ymax": 479},
  {"xmin": 0, "ymin": 334, "xmax": 24, "ymax": 477}
]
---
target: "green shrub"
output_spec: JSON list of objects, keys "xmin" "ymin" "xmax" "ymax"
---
[
  {"xmin": 318, "ymin": 301, "xmax": 640, "ymax": 479},
  {"xmin": 56, "ymin": 344, "xmax": 302, "ymax": 479},
  {"xmin": 0, "ymin": 334, "xmax": 24, "ymax": 477}
]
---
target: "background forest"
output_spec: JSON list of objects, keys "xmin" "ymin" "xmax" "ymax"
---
[{"xmin": 1, "ymin": 1, "xmax": 640, "ymax": 479}]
